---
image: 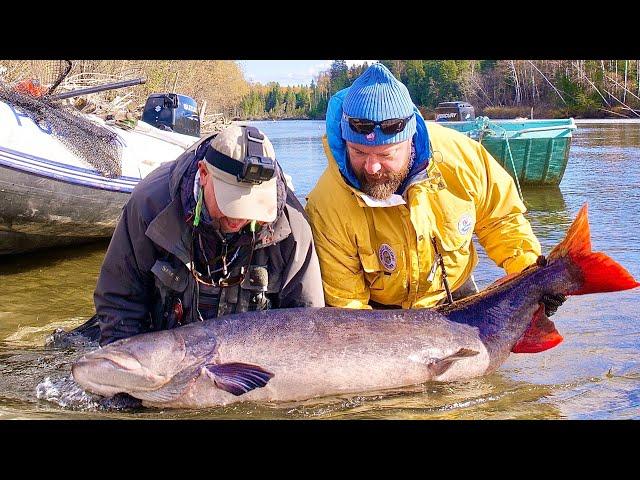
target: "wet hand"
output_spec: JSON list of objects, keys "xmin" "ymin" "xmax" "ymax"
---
[{"xmin": 541, "ymin": 293, "xmax": 567, "ymax": 317}]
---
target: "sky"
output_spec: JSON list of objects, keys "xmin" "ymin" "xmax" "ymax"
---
[{"xmin": 237, "ymin": 60, "xmax": 378, "ymax": 87}]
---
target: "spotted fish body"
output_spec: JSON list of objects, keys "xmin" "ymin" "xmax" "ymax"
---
[{"xmin": 72, "ymin": 205, "xmax": 639, "ymax": 408}]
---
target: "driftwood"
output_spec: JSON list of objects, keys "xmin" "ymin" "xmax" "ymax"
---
[
  {"xmin": 60, "ymin": 72, "xmax": 231, "ymax": 134},
  {"xmin": 201, "ymin": 112, "xmax": 232, "ymax": 135},
  {"xmin": 58, "ymin": 73, "xmax": 141, "ymax": 129},
  {"xmin": 3, "ymin": 68, "xmax": 231, "ymax": 135}
]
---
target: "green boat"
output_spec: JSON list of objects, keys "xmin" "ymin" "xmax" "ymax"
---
[{"xmin": 432, "ymin": 117, "xmax": 577, "ymax": 187}]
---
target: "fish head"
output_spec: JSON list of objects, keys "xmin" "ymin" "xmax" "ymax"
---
[{"xmin": 72, "ymin": 329, "xmax": 190, "ymax": 397}]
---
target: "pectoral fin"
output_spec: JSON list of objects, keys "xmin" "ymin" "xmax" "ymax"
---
[
  {"xmin": 428, "ymin": 348, "xmax": 479, "ymax": 377},
  {"xmin": 205, "ymin": 362, "xmax": 274, "ymax": 396}
]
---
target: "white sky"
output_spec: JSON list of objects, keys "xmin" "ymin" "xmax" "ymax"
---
[{"xmin": 237, "ymin": 60, "xmax": 378, "ymax": 86}]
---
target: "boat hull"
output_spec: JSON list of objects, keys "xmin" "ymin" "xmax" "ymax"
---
[
  {"xmin": 434, "ymin": 118, "xmax": 576, "ymax": 186},
  {"xmin": 481, "ymin": 135, "xmax": 571, "ymax": 186},
  {"xmin": 0, "ymin": 162, "xmax": 128, "ymax": 254},
  {"xmin": 0, "ymin": 97, "xmax": 197, "ymax": 255}
]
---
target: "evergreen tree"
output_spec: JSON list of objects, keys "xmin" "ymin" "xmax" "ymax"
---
[
  {"xmin": 265, "ymin": 82, "xmax": 283, "ymax": 114},
  {"xmin": 284, "ymin": 87, "xmax": 297, "ymax": 116},
  {"xmin": 329, "ymin": 60, "xmax": 349, "ymax": 95}
]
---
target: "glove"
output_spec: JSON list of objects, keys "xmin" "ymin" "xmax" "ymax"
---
[{"xmin": 541, "ymin": 293, "xmax": 567, "ymax": 317}]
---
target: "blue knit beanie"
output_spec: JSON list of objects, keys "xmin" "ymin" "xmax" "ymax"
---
[{"xmin": 341, "ymin": 63, "xmax": 417, "ymax": 145}]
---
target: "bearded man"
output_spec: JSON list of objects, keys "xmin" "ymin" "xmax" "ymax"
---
[{"xmin": 305, "ymin": 62, "xmax": 565, "ymax": 315}]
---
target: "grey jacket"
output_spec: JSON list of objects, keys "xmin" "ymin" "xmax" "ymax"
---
[{"xmin": 94, "ymin": 135, "xmax": 325, "ymax": 345}]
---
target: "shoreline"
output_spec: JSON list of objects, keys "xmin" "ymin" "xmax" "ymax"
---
[
  {"xmin": 234, "ymin": 118, "xmax": 640, "ymax": 124},
  {"xmin": 573, "ymin": 118, "xmax": 640, "ymax": 124}
]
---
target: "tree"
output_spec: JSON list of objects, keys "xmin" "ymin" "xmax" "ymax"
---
[
  {"xmin": 284, "ymin": 87, "xmax": 297, "ymax": 116},
  {"xmin": 329, "ymin": 60, "xmax": 349, "ymax": 95},
  {"xmin": 265, "ymin": 82, "xmax": 284, "ymax": 114}
]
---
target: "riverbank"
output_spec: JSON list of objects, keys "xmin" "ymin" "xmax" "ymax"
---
[
  {"xmin": 236, "ymin": 108, "xmax": 640, "ymax": 123},
  {"xmin": 573, "ymin": 118, "xmax": 640, "ymax": 124}
]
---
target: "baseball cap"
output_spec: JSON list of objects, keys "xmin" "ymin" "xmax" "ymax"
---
[{"xmin": 204, "ymin": 125, "xmax": 278, "ymax": 223}]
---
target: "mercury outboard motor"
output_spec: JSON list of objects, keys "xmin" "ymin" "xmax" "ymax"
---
[{"xmin": 435, "ymin": 101, "xmax": 475, "ymax": 122}]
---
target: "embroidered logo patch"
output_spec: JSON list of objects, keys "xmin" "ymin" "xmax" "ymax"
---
[
  {"xmin": 458, "ymin": 214, "xmax": 474, "ymax": 236},
  {"xmin": 366, "ymin": 132, "xmax": 376, "ymax": 142},
  {"xmin": 378, "ymin": 243, "xmax": 397, "ymax": 272}
]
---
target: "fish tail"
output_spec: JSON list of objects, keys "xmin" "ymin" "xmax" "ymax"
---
[{"xmin": 548, "ymin": 204, "xmax": 639, "ymax": 295}]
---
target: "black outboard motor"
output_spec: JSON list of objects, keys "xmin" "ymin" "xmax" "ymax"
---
[
  {"xmin": 435, "ymin": 101, "xmax": 475, "ymax": 122},
  {"xmin": 141, "ymin": 93, "xmax": 201, "ymax": 137}
]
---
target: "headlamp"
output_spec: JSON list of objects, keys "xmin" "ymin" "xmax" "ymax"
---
[
  {"xmin": 204, "ymin": 126, "xmax": 276, "ymax": 184},
  {"xmin": 240, "ymin": 155, "xmax": 276, "ymax": 184}
]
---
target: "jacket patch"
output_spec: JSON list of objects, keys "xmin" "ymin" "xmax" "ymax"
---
[
  {"xmin": 151, "ymin": 260, "xmax": 188, "ymax": 292},
  {"xmin": 457, "ymin": 213, "xmax": 474, "ymax": 236},
  {"xmin": 378, "ymin": 244, "xmax": 397, "ymax": 272}
]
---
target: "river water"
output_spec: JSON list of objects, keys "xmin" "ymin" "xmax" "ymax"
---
[{"xmin": 0, "ymin": 120, "xmax": 638, "ymax": 419}]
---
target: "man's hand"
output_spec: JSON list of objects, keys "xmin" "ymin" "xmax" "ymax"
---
[{"xmin": 541, "ymin": 293, "xmax": 567, "ymax": 317}]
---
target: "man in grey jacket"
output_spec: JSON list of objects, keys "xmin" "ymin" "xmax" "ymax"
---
[{"xmin": 60, "ymin": 125, "xmax": 324, "ymax": 347}]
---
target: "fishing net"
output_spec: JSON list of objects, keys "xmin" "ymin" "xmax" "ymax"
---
[
  {"xmin": 0, "ymin": 60, "xmax": 69, "ymax": 90},
  {"xmin": 0, "ymin": 60, "xmax": 123, "ymax": 177}
]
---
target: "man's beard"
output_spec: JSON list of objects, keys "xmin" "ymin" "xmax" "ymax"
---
[{"xmin": 356, "ymin": 162, "xmax": 411, "ymax": 200}]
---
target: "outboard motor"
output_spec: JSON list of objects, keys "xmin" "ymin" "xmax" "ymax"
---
[
  {"xmin": 435, "ymin": 101, "xmax": 475, "ymax": 122},
  {"xmin": 142, "ymin": 93, "xmax": 201, "ymax": 137}
]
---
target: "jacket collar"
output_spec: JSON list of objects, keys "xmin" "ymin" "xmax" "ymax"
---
[
  {"xmin": 322, "ymin": 129, "xmax": 447, "ymax": 209},
  {"xmin": 146, "ymin": 137, "xmax": 292, "ymax": 263}
]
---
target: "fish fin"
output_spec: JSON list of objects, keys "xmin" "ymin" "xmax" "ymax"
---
[
  {"xmin": 428, "ymin": 348, "xmax": 479, "ymax": 377},
  {"xmin": 549, "ymin": 204, "xmax": 640, "ymax": 295},
  {"xmin": 512, "ymin": 304, "xmax": 563, "ymax": 353},
  {"xmin": 205, "ymin": 362, "xmax": 274, "ymax": 396}
]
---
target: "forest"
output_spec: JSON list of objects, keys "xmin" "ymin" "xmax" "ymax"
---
[{"xmin": 3, "ymin": 60, "xmax": 639, "ymax": 120}]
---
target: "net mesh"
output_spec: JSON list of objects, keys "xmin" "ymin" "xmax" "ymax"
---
[{"xmin": 0, "ymin": 61, "xmax": 124, "ymax": 177}]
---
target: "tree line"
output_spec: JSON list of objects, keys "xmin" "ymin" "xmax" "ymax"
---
[
  {"xmin": 0, "ymin": 60, "xmax": 249, "ymax": 118},
  {"xmin": 3, "ymin": 60, "xmax": 640, "ymax": 120},
  {"xmin": 239, "ymin": 61, "xmax": 370, "ymax": 119},
  {"xmin": 239, "ymin": 60, "xmax": 640, "ymax": 119}
]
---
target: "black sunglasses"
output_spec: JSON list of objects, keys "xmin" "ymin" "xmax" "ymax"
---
[{"xmin": 346, "ymin": 113, "xmax": 414, "ymax": 135}]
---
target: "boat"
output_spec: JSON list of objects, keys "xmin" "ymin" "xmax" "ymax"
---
[
  {"xmin": 0, "ymin": 92, "xmax": 199, "ymax": 255},
  {"xmin": 431, "ymin": 102, "xmax": 577, "ymax": 186}
]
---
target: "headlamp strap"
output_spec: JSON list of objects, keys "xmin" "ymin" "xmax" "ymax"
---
[{"xmin": 245, "ymin": 126, "xmax": 265, "ymax": 157}]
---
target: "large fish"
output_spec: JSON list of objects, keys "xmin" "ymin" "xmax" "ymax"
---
[{"xmin": 72, "ymin": 205, "xmax": 639, "ymax": 408}]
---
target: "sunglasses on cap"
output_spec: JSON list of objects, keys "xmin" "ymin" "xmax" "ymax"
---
[{"xmin": 345, "ymin": 113, "xmax": 415, "ymax": 135}]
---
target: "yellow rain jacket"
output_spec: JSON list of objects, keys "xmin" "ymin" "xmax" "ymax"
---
[{"xmin": 306, "ymin": 105, "xmax": 541, "ymax": 309}]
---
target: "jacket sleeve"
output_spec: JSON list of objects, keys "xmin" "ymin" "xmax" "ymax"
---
[
  {"xmin": 94, "ymin": 196, "xmax": 157, "ymax": 345},
  {"xmin": 277, "ymin": 200, "xmax": 325, "ymax": 308},
  {"xmin": 472, "ymin": 142, "xmax": 542, "ymax": 274},
  {"xmin": 305, "ymin": 200, "xmax": 372, "ymax": 309}
]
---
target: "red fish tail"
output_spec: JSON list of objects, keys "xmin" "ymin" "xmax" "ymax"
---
[{"xmin": 548, "ymin": 204, "xmax": 640, "ymax": 295}]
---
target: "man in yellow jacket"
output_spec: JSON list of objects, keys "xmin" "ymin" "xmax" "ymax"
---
[{"xmin": 306, "ymin": 63, "xmax": 565, "ymax": 313}]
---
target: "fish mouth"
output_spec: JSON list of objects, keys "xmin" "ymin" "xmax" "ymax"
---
[
  {"xmin": 80, "ymin": 349, "xmax": 143, "ymax": 371},
  {"xmin": 72, "ymin": 351, "xmax": 169, "ymax": 397}
]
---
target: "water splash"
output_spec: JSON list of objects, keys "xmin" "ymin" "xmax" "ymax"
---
[{"xmin": 36, "ymin": 375, "xmax": 101, "ymax": 410}]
